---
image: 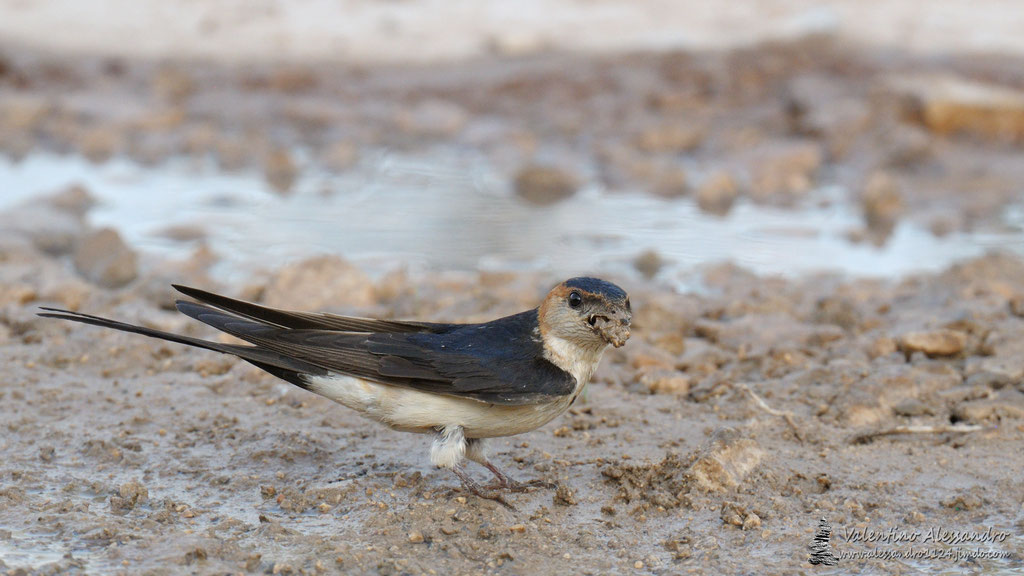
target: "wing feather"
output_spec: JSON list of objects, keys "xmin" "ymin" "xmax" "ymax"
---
[
  {"xmin": 177, "ymin": 301, "xmax": 575, "ymax": 405},
  {"xmin": 172, "ymin": 284, "xmax": 454, "ymax": 334}
]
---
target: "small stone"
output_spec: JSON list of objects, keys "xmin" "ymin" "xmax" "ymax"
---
[
  {"xmin": 79, "ymin": 125, "xmax": 123, "ymax": 163},
  {"xmin": 633, "ymin": 249, "xmax": 666, "ymax": 280},
  {"xmin": 742, "ymin": 513, "xmax": 761, "ymax": 531},
  {"xmin": 111, "ymin": 479, "xmax": 148, "ymax": 512},
  {"xmin": 891, "ymin": 74, "xmax": 1024, "ymax": 142},
  {"xmin": 641, "ymin": 370, "xmax": 691, "ymax": 396},
  {"xmin": 696, "ymin": 171, "xmax": 739, "ymax": 216},
  {"xmin": 686, "ymin": 428, "xmax": 764, "ymax": 492},
  {"xmin": 73, "ymin": 228, "xmax": 138, "ymax": 288},
  {"xmin": 262, "ymin": 255, "xmax": 375, "ymax": 310},
  {"xmin": 395, "ymin": 100, "xmax": 467, "ymax": 138},
  {"xmin": 952, "ymin": 396, "xmax": 1024, "ymax": 423},
  {"xmin": 1, "ymin": 94, "xmax": 50, "ymax": 131},
  {"xmin": 509, "ymin": 524, "xmax": 527, "ymax": 534},
  {"xmin": 749, "ymin": 141, "xmax": 822, "ymax": 205},
  {"xmin": 893, "ymin": 398, "xmax": 932, "ymax": 417},
  {"xmin": 862, "ymin": 171, "xmax": 903, "ymax": 235},
  {"xmin": 488, "ymin": 31, "xmax": 547, "ymax": 56},
  {"xmin": 270, "ymin": 68, "xmax": 317, "ymax": 93},
  {"xmin": 264, "ymin": 147, "xmax": 298, "ymax": 194},
  {"xmin": 633, "ymin": 560, "xmax": 644, "ymax": 569},
  {"xmin": 1009, "ymin": 295, "xmax": 1024, "ymax": 318},
  {"xmin": 47, "ymin": 184, "xmax": 97, "ymax": 216},
  {"xmin": 1, "ymin": 196, "xmax": 87, "ymax": 256},
  {"xmin": 941, "ymin": 492, "xmax": 984, "ymax": 511},
  {"xmin": 634, "ymin": 124, "xmax": 703, "ymax": 153},
  {"xmin": 152, "ymin": 67, "xmax": 194, "ymax": 102},
  {"xmin": 408, "ymin": 530, "xmax": 424, "ymax": 543},
  {"xmin": 216, "ymin": 135, "xmax": 249, "ymax": 170},
  {"xmin": 965, "ymin": 370, "xmax": 1013, "ymax": 390},
  {"xmin": 321, "ymin": 141, "xmax": 359, "ymax": 172},
  {"xmin": 553, "ymin": 482, "xmax": 577, "ymax": 506},
  {"xmin": 513, "ymin": 165, "xmax": 578, "ymax": 205},
  {"xmin": 899, "ymin": 330, "xmax": 967, "ymax": 357},
  {"xmin": 868, "ymin": 336, "xmax": 898, "ymax": 359}
]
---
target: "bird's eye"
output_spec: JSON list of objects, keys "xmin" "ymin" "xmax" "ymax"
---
[
  {"xmin": 625, "ymin": 298, "xmax": 631, "ymax": 311},
  {"xmin": 568, "ymin": 291, "xmax": 582, "ymax": 308}
]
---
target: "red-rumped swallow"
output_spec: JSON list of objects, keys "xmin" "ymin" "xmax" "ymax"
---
[{"xmin": 40, "ymin": 277, "xmax": 631, "ymax": 505}]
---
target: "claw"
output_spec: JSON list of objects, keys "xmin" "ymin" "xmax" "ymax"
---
[
  {"xmin": 482, "ymin": 460, "xmax": 557, "ymax": 492},
  {"xmin": 453, "ymin": 466, "xmax": 516, "ymax": 510}
]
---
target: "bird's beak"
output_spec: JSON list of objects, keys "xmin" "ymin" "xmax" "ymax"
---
[{"xmin": 589, "ymin": 307, "xmax": 631, "ymax": 348}]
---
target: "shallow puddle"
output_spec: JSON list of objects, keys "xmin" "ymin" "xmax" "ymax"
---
[{"xmin": 4, "ymin": 150, "xmax": 1021, "ymax": 285}]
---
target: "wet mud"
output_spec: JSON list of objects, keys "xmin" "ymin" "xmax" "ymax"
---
[{"xmin": 2, "ymin": 36, "xmax": 1024, "ymax": 574}]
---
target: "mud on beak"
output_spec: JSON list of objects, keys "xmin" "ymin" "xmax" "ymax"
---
[{"xmin": 588, "ymin": 309, "xmax": 631, "ymax": 348}]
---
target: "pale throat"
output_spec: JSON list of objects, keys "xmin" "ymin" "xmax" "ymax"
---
[{"xmin": 541, "ymin": 332, "xmax": 607, "ymax": 390}]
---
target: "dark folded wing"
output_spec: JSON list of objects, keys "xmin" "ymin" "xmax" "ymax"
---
[
  {"xmin": 179, "ymin": 301, "xmax": 575, "ymax": 405},
  {"xmin": 173, "ymin": 284, "xmax": 455, "ymax": 333}
]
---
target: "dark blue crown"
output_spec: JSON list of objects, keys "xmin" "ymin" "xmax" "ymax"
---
[{"xmin": 564, "ymin": 277, "xmax": 627, "ymax": 301}]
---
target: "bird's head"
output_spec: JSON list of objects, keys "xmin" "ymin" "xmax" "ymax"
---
[{"xmin": 539, "ymin": 277, "xmax": 631, "ymax": 350}]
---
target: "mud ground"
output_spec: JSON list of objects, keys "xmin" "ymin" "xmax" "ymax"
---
[{"xmin": 2, "ymin": 37, "xmax": 1024, "ymax": 574}]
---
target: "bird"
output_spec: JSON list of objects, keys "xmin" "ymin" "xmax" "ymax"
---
[{"xmin": 39, "ymin": 277, "xmax": 631, "ymax": 505}]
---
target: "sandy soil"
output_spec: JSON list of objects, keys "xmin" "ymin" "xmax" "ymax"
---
[{"xmin": 1, "ymin": 32, "xmax": 1024, "ymax": 575}]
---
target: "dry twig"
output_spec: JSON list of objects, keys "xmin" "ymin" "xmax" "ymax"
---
[
  {"xmin": 738, "ymin": 382, "xmax": 804, "ymax": 443},
  {"xmin": 851, "ymin": 424, "xmax": 984, "ymax": 444}
]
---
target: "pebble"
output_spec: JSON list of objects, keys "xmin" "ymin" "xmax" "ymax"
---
[
  {"xmin": 696, "ymin": 171, "xmax": 739, "ymax": 216},
  {"xmin": 1009, "ymin": 295, "xmax": 1024, "ymax": 318},
  {"xmin": 262, "ymin": 255, "xmax": 376, "ymax": 310},
  {"xmin": 633, "ymin": 124, "xmax": 703, "ymax": 153},
  {"xmin": 408, "ymin": 530, "xmax": 425, "ymax": 543},
  {"xmin": 952, "ymin": 395, "xmax": 1024, "ymax": 423},
  {"xmin": 263, "ymin": 147, "xmax": 298, "ymax": 194},
  {"xmin": 861, "ymin": 171, "xmax": 903, "ymax": 234},
  {"xmin": 73, "ymin": 227, "xmax": 138, "ymax": 288},
  {"xmin": 748, "ymin": 141, "xmax": 822, "ymax": 205},
  {"xmin": 892, "ymin": 398, "xmax": 932, "ymax": 417},
  {"xmin": 686, "ymin": 428, "xmax": 764, "ymax": 492},
  {"xmin": 513, "ymin": 164, "xmax": 578, "ymax": 205},
  {"xmin": 742, "ymin": 513, "xmax": 762, "ymax": 531},
  {"xmin": 899, "ymin": 330, "xmax": 967, "ymax": 357},
  {"xmin": 321, "ymin": 141, "xmax": 359, "ymax": 172},
  {"xmin": 890, "ymin": 74, "xmax": 1024, "ymax": 142},
  {"xmin": 640, "ymin": 370, "xmax": 691, "ymax": 396},
  {"xmin": 395, "ymin": 100, "xmax": 467, "ymax": 138},
  {"xmin": 632, "ymin": 249, "xmax": 666, "ymax": 279}
]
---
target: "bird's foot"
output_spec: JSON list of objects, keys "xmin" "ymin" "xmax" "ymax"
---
[
  {"xmin": 453, "ymin": 466, "xmax": 516, "ymax": 510},
  {"xmin": 485, "ymin": 478, "xmax": 558, "ymax": 493},
  {"xmin": 482, "ymin": 461, "xmax": 557, "ymax": 492}
]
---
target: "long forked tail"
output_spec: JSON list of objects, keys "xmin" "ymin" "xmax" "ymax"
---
[{"xmin": 37, "ymin": 307, "xmax": 326, "ymax": 386}]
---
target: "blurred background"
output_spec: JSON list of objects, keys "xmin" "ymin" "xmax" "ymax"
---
[
  {"xmin": 1, "ymin": 0, "xmax": 1023, "ymax": 288},
  {"xmin": 3, "ymin": 4, "xmax": 1024, "ymax": 573}
]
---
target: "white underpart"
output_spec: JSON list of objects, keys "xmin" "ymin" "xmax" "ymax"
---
[
  {"xmin": 430, "ymin": 425, "xmax": 466, "ymax": 468},
  {"xmin": 301, "ymin": 331, "xmax": 607, "ymax": 469},
  {"xmin": 464, "ymin": 437, "xmax": 489, "ymax": 465}
]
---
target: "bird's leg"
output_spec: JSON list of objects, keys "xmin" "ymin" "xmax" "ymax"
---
[
  {"xmin": 466, "ymin": 438, "xmax": 557, "ymax": 492},
  {"xmin": 432, "ymin": 426, "xmax": 514, "ymax": 508},
  {"xmin": 451, "ymin": 465, "xmax": 515, "ymax": 509}
]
